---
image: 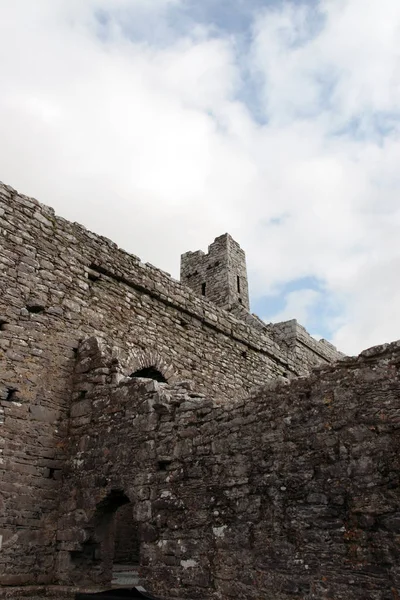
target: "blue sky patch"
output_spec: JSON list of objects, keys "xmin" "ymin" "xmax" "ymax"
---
[{"xmin": 252, "ymin": 275, "xmax": 342, "ymax": 339}]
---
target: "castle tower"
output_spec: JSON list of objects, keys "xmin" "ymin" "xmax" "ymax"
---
[{"xmin": 180, "ymin": 233, "xmax": 250, "ymax": 311}]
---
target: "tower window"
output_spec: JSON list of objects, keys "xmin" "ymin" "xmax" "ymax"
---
[
  {"xmin": 237, "ymin": 276, "xmax": 241, "ymax": 293},
  {"xmin": 202, "ymin": 282, "xmax": 206, "ymax": 296}
]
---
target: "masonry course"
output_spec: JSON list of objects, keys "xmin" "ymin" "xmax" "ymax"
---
[
  {"xmin": 1, "ymin": 181, "xmax": 398, "ymax": 599},
  {"xmin": 60, "ymin": 336, "xmax": 400, "ymax": 599}
]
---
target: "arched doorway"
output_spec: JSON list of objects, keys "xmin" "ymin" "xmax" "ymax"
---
[{"xmin": 70, "ymin": 489, "xmax": 140, "ymax": 587}]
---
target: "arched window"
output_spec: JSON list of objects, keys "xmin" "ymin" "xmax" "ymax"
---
[{"xmin": 130, "ymin": 366, "xmax": 167, "ymax": 383}]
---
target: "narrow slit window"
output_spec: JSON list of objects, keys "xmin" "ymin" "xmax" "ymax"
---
[
  {"xmin": 6, "ymin": 388, "xmax": 18, "ymax": 401},
  {"xmin": 201, "ymin": 282, "xmax": 206, "ymax": 296},
  {"xmin": 237, "ymin": 276, "xmax": 241, "ymax": 293}
]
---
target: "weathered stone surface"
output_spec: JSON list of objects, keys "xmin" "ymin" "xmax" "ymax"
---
[
  {"xmin": 1, "ymin": 180, "xmax": 379, "ymax": 599},
  {"xmin": 181, "ymin": 234, "xmax": 250, "ymax": 311},
  {"xmin": 55, "ymin": 339, "xmax": 400, "ymax": 599}
]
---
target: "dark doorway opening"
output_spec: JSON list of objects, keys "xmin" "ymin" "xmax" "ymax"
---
[
  {"xmin": 69, "ymin": 490, "xmax": 140, "ymax": 587},
  {"xmin": 130, "ymin": 367, "xmax": 167, "ymax": 383},
  {"xmin": 112, "ymin": 503, "xmax": 140, "ymax": 587}
]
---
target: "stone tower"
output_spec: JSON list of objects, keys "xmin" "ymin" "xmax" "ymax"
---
[{"xmin": 180, "ymin": 233, "xmax": 250, "ymax": 311}]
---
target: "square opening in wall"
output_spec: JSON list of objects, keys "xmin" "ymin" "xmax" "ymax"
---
[{"xmin": 27, "ymin": 303, "xmax": 45, "ymax": 314}]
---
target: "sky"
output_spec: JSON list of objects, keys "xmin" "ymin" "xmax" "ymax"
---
[{"xmin": 1, "ymin": 0, "xmax": 400, "ymax": 356}]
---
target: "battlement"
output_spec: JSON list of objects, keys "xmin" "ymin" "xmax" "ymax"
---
[
  {"xmin": 265, "ymin": 318, "xmax": 345, "ymax": 365},
  {"xmin": 181, "ymin": 233, "xmax": 250, "ymax": 311}
]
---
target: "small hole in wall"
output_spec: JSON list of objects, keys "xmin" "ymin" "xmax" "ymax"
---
[
  {"xmin": 242, "ymin": 351, "xmax": 248, "ymax": 359},
  {"xmin": 157, "ymin": 460, "xmax": 171, "ymax": 471},
  {"xmin": 238, "ymin": 298, "xmax": 243, "ymax": 305},
  {"xmin": 47, "ymin": 467, "xmax": 62, "ymax": 480},
  {"xmin": 180, "ymin": 319, "xmax": 189, "ymax": 328},
  {"xmin": 201, "ymin": 283, "xmax": 206, "ymax": 296},
  {"xmin": 0, "ymin": 319, "xmax": 8, "ymax": 331},
  {"xmin": 79, "ymin": 390, "xmax": 87, "ymax": 399},
  {"xmin": 6, "ymin": 388, "xmax": 18, "ymax": 401},
  {"xmin": 26, "ymin": 304, "xmax": 45, "ymax": 314},
  {"xmin": 72, "ymin": 347, "xmax": 78, "ymax": 358}
]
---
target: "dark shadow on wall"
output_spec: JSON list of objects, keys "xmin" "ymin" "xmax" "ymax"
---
[
  {"xmin": 70, "ymin": 490, "xmax": 140, "ymax": 587},
  {"xmin": 130, "ymin": 367, "xmax": 167, "ymax": 383},
  {"xmin": 114, "ymin": 503, "xmax": 140, "ymax": 565}
]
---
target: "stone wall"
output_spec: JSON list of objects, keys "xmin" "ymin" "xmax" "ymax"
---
[
  {"xmin": 0, "ymin": 181, "xmax": 342, "ymax": 588},
  {"xmin": 181, "ymin": 234, "xmax": 250, "ymax": 310},
  {"xmin": 59, "ymin": 337, "xmax": 400, "ymax": 600},
  {"xmin": 267, "ymin": 319, "xmax": 344, "ymax": 370}
]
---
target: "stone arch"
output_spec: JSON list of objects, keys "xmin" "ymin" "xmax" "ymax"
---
[
  {"xmin": 130, "ymin": 366, "xmax": 167, "ymax": 383},
  {"xmin": 124, "ymin": 349, "xmax": 178, "ymax": 384},
  {"xmin": 69, "ymin": 488, "xmax": 140, "ymax": 587}
]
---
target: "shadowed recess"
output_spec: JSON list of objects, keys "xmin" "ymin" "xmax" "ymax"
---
[{"xmin": 130, "ymin": 367, "xmax": 167, "ymax": 383}]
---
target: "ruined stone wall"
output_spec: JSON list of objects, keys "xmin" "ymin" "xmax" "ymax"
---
[
  {"xmin": 0, "ymin": 181, "xmax": 342, "ymax": 588},
  {"xmin": 60, "ymin": 337, "xmax": 400, "ymax": 600},
  {"xmin": 0, "ymin": 183, "xmax": 288, "ymax": 586}
]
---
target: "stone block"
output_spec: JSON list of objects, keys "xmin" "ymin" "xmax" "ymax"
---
[{"xmin": 29, "ymin": 404, "xmax": 59, "ymax": 423}]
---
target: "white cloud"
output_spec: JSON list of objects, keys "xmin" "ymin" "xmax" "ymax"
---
[
  {"xmin": 247, "ymin": 0, "xmax": 400, "ymax": 354},
  {"xmin": 1, "ymin": 0, "xmax": 400, "ymax": 356},
  {"xmin": 251, "ymin": 0, "xmax": 400, "ymax": 124},
  {"xmin": 263, "ymin": 289, "xmax": 322, "ymax": 327}
]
